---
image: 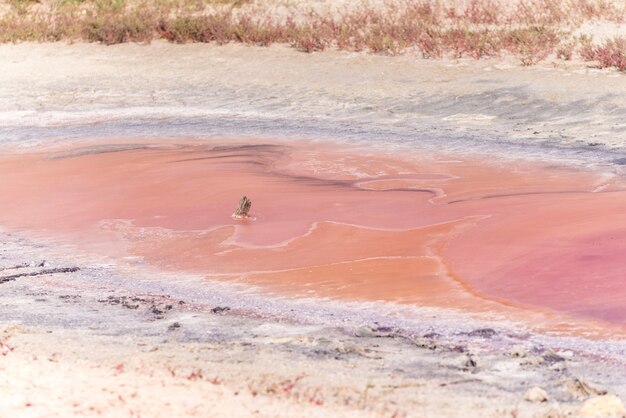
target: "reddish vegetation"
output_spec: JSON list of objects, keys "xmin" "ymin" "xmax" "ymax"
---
[
  {"xmin": 581, "ymin": 36, "xmax": 626, "ymax": 70},
  {"xmin": 0, "ymin": 0, "xmax": 625, "ymax": 68},
  {"xmin": 0, "ymin": 336, "xmax": 14, "ymax": 356},
  {"xmin": 113, "ymin": 363, "xmax": 125, "ymax": 375},
  {"xmin": 187, "ymin": 370, "xmax": 204, "ymax": 381}
]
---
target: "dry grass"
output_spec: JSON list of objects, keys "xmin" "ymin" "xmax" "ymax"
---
[{"xmin": 1, "ymin": 0, "xmax": 626, "ymax": 68}]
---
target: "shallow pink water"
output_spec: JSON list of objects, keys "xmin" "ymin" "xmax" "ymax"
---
[{"xmin": 0, "ymin": 139, "xmax": 625, "ymax": 334}]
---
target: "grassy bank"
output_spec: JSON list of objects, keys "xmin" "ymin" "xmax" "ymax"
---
[{"xmin": 1, "ymin": 0, "xmax": 626, "ymax": 69}]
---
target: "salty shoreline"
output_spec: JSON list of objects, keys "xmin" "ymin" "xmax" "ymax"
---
[
  {"xmin": 1, "ymin": 228, "xmax": 626, "ymax": 418},
  {"xmin": 2, "ymin": 42, "xmax": 626, "ymax": 165}
]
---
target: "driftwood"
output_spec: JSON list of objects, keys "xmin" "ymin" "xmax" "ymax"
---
[
  {"xmin": 232, "ymin": 196, "xmax": 252, "ymax": 219},
  {"xmin": 0, "ymin": 267, "xmax": 80, "ymax": 284},
  {"xmin": 0, "ymin": 261, "xmax": 48, "ymax": 272}
]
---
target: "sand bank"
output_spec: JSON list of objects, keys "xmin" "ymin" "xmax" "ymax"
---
[{"xmin": 1, "ymin": 42, "xmax": 626, "ymax": 162}]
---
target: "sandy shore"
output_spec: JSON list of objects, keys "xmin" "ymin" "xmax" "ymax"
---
[
  {"xmin": 1, "ymin": 42, "xmax": 626, "ymax": 417},
  {"xmin": 2, "ymin": 42, "xmax": 626, "ymax": 160},
  {"xmin": 1, "ymin": 231, "xmax": 625, "ymax": 418}
]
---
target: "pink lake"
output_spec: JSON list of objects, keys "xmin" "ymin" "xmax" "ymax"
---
[{"xmin": 0, "ymin": 139, "xmax": 624, "ymax": 336}]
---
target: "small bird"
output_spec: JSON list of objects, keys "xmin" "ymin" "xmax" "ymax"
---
[{"xmin": 232, "ymin": 196, "xmax": 252, "ymax": 219}]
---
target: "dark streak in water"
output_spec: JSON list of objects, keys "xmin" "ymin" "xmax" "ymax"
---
[
  {"xmin": 366, "ymin": 188, "xmax": 439, "ymax": 196},
  {"xmin": 269, "ymin": 173, "xmax": 353, "ymax": 188},
  {"xmin": 446, "ymin": 189, "xmax": 625, "ymax": 204},
  {"xmin": 49, "ymin": 144, "xmax": 166, "ymax": 160},
  {"xmin": 209, "ymin": 144, "xmax": 284, "ymax": 152},
  {"xmin": 168, "ymin": 154, "xmax": 262, "ymax": 163}
]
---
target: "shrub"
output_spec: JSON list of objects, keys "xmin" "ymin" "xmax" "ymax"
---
[
  {"xmin": 1, "ymin": 0, "xmax": 625, "ymax": 67},
  {"xmin": 84, "ymin": 10, "xmax": 154, "ymax": 44},
  {"xmin": 502, "ymin": 26, "xmax": 561, "ymax": 65},
  {"xmin": 581, "ymin": 37, "xmax": 626, "ymax": 70}
]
